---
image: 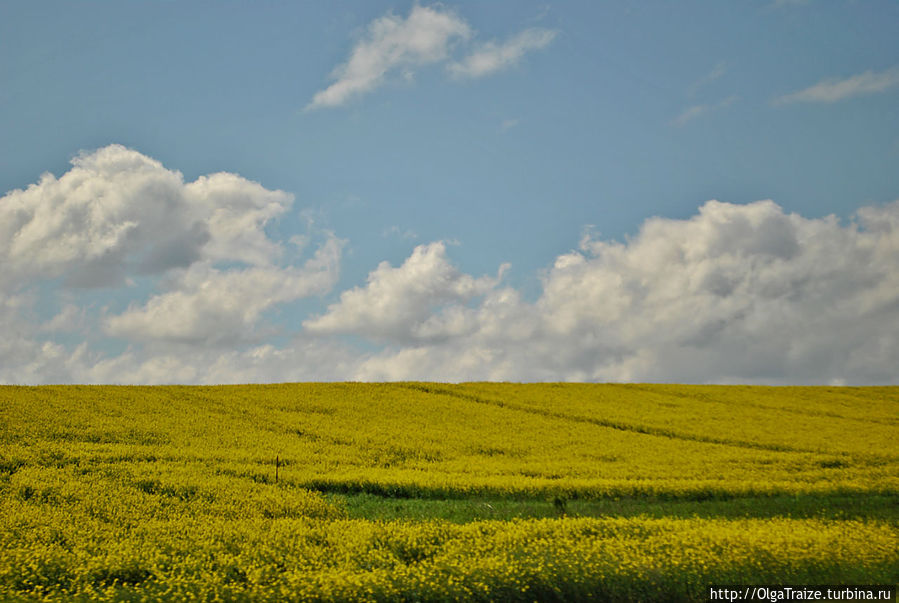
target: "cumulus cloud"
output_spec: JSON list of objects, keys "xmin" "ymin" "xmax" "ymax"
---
[
  {"xmin": 3, "ymin": 145, "xmax": 899, "ymax": 385},
  {"xmin": 307, "ymin": 5, "xmax": 471, "ymax": 109},
  {"xmin": 337, "ymin": 200, "xmax": 899, "ymax": 385},
  {"xmin": 105, "ymin": 236, "xmax": 342, "ymax": 345},
  {"xmin": 305, "ymin": 241, "xmax": 506, "ymax": 343},
  {"xmin": 0, "ymin": 145, "xmax": 344, "ymax": 383},
  {"xmin": 307, "ymin": 6, "xmax": 556, "ymax": 109},
  {"xmin": 0, "ymin": 290, "xmax": 99, "ymax": 386},
  {"xmin": 40, "ymin": 304, "xmax": 86, "ymax": 333},
  {"xmin": 0, "ymin": 144, "xmax": 295, "ymax": 290},
  {"xmin": 775, "ymin": 66, "xmax": 899, "ymax": 104},
  {"xmin": 1, "ymin": 146, "xmax": 203, "ymax": 288},
  {"xmin": 78, "ymin": 338, "xmax": 359, "ymax": 386},
  {"xmin": 183, "ymin": 172, "xmax": 294, "ymax": 266}
]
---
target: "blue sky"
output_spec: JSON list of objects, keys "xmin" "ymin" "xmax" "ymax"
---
[{"xmin": 2, "ymin": 1, "xmax": 899, "ymax": 384}]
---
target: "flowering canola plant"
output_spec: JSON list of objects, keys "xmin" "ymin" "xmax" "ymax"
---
[{"xmin": 0, "ymin": 383, "xmax": 896, "ymax": 600}]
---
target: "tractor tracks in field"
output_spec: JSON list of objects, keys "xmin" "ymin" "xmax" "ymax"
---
[{"xmin": 392, "ymin": 383, "xmax": 888, "ymax": 462}]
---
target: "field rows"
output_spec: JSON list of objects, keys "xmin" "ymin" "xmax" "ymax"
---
[
  {"xmin": 1, "ymin": 384, "xmax": 897, "ymax": 600},
  {"xmin": 2, "ymin": 384, "xmax": 897, "ymax": 499}
]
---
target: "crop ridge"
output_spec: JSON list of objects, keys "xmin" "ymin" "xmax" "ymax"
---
[
  {"xmin": 615, "ymin": 383, "xmax": 899, "ymax": 427},
  {"xmin": 392, "ymin": 383, "xmax": 889, "ymax": 461}
]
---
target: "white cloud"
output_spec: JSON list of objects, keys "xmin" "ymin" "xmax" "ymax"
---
[
  {"xmin": 335, "ymin": 200, "xmax": 899, "ymax": 385},
  {"xmin": 0, "ymin": 145, "xmax": 345, "ymax": 383},
  {"xmin": 672, "ymin": 95, "xmax": 737, "ymax": 127},
  {"xmin": 305, "ymin": 241, "xmax": 506, "ymax": 343},
  {"xmin": 306, "ymin": 5, "xmax": 471, "ymax": 109},
  {"xmin": 672, "ymin": 104, "xmax": 708, "ymax": 127},
  {"xmin": 382, "ymin": 225, "xmax": 419, "ymax": 240},
  {"xmin": 0, "ymin": 145, "xmax": 294, "ymax": 289},
  {"xmin": 687, "ymin": 61, "xmax": 727, "ymax": 97},
  {"xmin": 79, "ymin": 337, "xmax": 358, "ymax": 385},
  {"xmin": 105, "ymin": 236, "xmax": 342, "ymax": 345},
  {"xmin": 0, "ymin": 289, "xmax": 99, "ymax": 386},
  {"xmin": 40, "ymin": 304, "xmax": 86, "ymax": 333},
  {"xmin": 775, "ymin": 66, "xmax": 899, "ymax": 104},
  {"xmin": 307, "ymin": 6, "xmax": 556, "ymax": 109},
  {"xmin": 448, "ymin": 28, "xmax": 557, "ymax": 79},
  {"xmin": 3, "ymin": 145, "xmax": 899, "ymax": 385},
  {"xmin": 0, "ymin": 145, "xmax": 204, "ymax": 288},
  {"xmin": 183, "ymin": 172, "xmax": 293, "ymax": 267}
]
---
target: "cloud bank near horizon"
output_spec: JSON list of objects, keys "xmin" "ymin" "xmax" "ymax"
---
[{"xmin": 3, "ymin": 145, "xmax": 899, "ymax": 385}]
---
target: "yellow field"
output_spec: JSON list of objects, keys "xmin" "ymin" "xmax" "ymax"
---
[{"xmin": 1, "ymin": 384, "xmax": 897, "ymax": 601}]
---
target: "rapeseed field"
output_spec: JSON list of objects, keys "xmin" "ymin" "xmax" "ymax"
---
[{"xmin": 1, "ymin": 384, "xmax": 897, "ymax": 601}]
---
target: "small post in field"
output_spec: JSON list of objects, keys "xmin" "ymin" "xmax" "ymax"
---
[{"xmin": 275, "ymin": 455, "xmax": 280, "ymax": 484}]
